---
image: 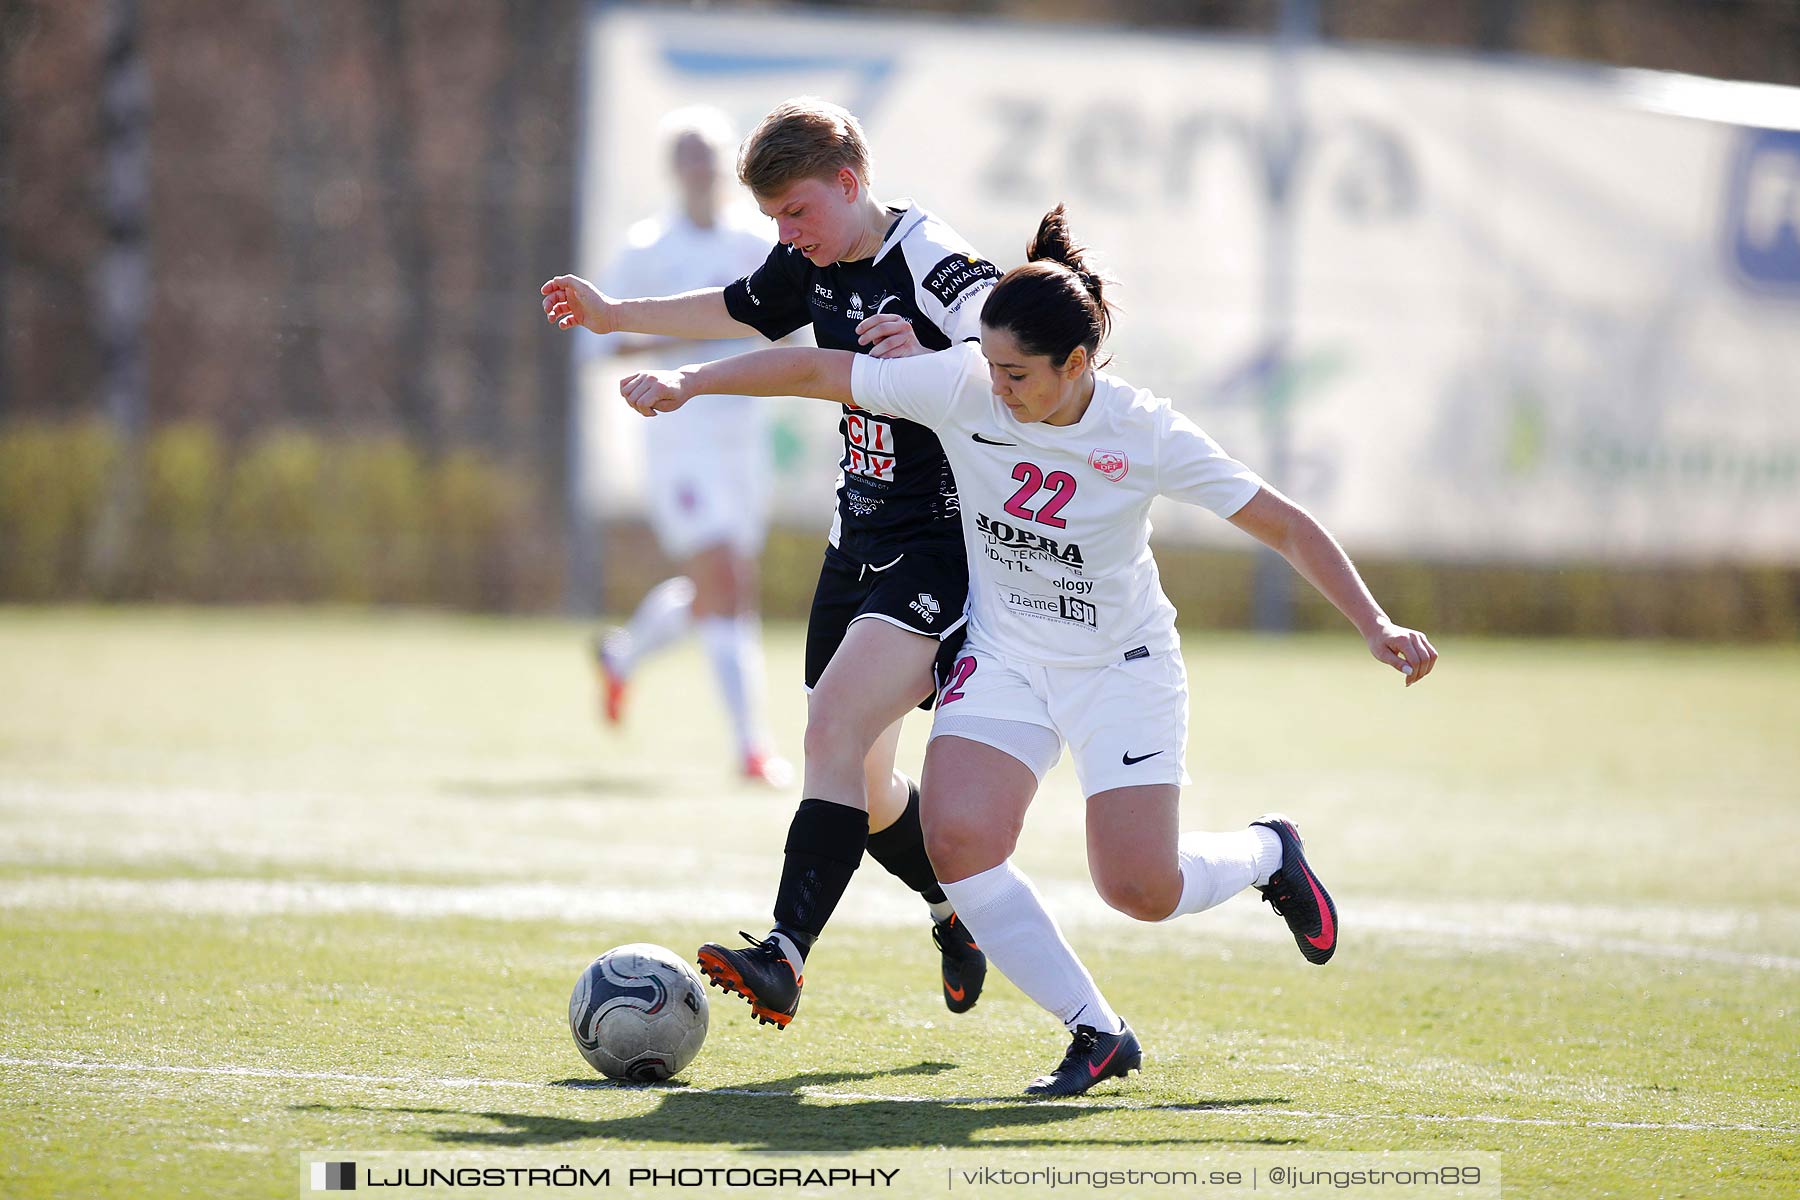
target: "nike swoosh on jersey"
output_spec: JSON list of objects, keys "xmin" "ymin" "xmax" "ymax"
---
[
  {"xmin": 971, "ymin": 433, "xmax": 1016, "ymax": 446},
  {"xmin": 1121, "ymin": 750, "xmax": 1163, "ymax": 765}
]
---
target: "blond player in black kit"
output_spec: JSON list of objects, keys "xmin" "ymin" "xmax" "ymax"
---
[{"xmin": 543, "ymin": 98, "xmax": 997, "ymax": 1028}]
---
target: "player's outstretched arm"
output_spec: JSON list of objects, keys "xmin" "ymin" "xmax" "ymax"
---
[
  {"xmin": 1227, "ymin": 486, "xmax": 1439, "ymax": 686},
  {"xmin": 540, "ymin": 276, "xmax": 756, "ymax": 340},
  {"xmin": 620, "ymin": 347, "xmax": 857, "ymax": 416}
]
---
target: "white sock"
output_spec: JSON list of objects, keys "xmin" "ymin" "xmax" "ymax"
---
[
  {"xmin": 1161, "ymin": 827, "xmax": 1285, "ymax": 921},
  {"xmin": 699, "ymin": 614, "xmax": 769, "ymax": 756},
  {"xmin": 940, "ymin": 861, "xmax": 1123, "ymax": 1034},
  {"xmin": 614, "ymin": 576, "xmax": 695, "ymax": 674},
  {"xmin": 927, "ymin": 898, "xmax": 956, "ymax": 923},
  {"xmin": 1251, "ymin": 825, "xmax": 1283, "ymax": 887},
  {"xmin": 767, "ymin": 930, "xmax": 806, "ymax": 978}
]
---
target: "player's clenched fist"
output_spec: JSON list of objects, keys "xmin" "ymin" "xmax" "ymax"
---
[
  {"xmin": 620, "ymin": 369, "xmax": 691, "ymax": 417},
  {"xmin": 1366, "ymin": 622, "xmax": 1439, "ymax": 686},
  {"xmin": 541, "ymin": 274, "xmax": 616, "ymax": 334}
]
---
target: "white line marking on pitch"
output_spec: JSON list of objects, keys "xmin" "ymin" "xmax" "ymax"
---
[
  {"xmin": 2, "ymin": 1056, "xmax": 1791, "ymax": 1136},
  {"xmin": 1, "ymin": 876, "xmax": 1795, "ymax": 971}
]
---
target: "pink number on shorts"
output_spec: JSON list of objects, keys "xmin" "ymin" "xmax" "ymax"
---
[{"xmin": 938, "ymin": 655, "xmax": 977, "ymax": 706}]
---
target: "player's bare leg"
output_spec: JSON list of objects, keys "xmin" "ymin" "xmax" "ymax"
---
[
  {"xmin": 698, "ymin": 619, "xmax": 968, "ymax": 1024},
  {"xmin": 1084, "ymin": 786, "xmax": 1328, "ymax": 961},
  {"xmin": 924, "ymin": 735, "xmax": 1137, "ymax": 1095},
  {"xmin": 1083, "ymin": 784, "xmax": 1183, "ymax": 921},
  {"xmin": 918, "ymin": 735, "xmax": 1034, "ymax": 882},
  {"xmin": 860, "ymin": 717, "xmax": 908, "ymax": 833},
  {"xmin": 798, "ymin": 618, "xmax": 936, "ymax": 806}
]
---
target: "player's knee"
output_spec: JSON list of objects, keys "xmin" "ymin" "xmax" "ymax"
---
[
  {"xmin": 924, "ymin": 805, "xmax": 1019, "ymax": 880},
  {"xmin": 802, "ymin": 700, "xmax": 875, "ymax": 771},
  {"xmin": 1094, "ymin": 869, "xmax": 1179, "ymax": 923}
]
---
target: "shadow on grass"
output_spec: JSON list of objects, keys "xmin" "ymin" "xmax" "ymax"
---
[{"xmin": 296, "ymin": 1062, "xmax": 1300, "ymax": 1151}]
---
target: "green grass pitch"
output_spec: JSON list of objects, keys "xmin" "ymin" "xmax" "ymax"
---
[{"xmin": 1, "ymin": 608, "xmax": 1795, "ymax": 1197}]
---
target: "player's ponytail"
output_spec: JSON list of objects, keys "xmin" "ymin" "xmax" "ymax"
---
[{"xmin": 980, "ymin": 204, "xmax": 1113, "ymax": 367}]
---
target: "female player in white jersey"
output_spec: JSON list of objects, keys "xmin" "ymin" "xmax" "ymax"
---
[
  {"xmin": 587, "ymin": 107, "xmax": 790, "ymax": 788},
  {"xmin": 619, "ymin": 205, "xmax": 1440, "ymax": 1097}
]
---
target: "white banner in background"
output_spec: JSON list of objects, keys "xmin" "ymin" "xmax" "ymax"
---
[{"xmin": 576, "ymin": 5, "xmax": 1800, "ymax": 564}]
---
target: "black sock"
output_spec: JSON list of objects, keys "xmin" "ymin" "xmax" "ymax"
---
[
  {"xmin": 772, "ymin": 798, "xmax": 869, "ymax": 955},
  {"xmin": 863, "ymin": 779, "xmax": 947, "ymax": 906}
]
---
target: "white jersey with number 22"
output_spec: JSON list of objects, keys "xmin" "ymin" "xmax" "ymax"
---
[{"xmin": 851, "ymin": 341, "xmax": 1264, "ymax": 668}]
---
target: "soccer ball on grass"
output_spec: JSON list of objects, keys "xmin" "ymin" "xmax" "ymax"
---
[{"xmin": 569, "ymin": 943, "xmax": 710, "ymax": 1081}]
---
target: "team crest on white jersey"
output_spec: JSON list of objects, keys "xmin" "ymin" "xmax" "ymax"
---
[{"xmin": 1088, "ymin": 448, "xmax": 1129, "ymax": 482}]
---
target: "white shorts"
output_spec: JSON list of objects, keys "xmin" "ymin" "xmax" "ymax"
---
[
  {"xmin": 928, "ymin": 635, "xmax": 1191, "ymax": 797},
  {"xmin": 642, "ymin": 399, "xmax": 769, "ymax": 560}
]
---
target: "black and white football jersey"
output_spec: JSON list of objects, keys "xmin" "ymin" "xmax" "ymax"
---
[{"xmin": 723, "ymin": 203, "xmax": 1000, "ymax": 563}]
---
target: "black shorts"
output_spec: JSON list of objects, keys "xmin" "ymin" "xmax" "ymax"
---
[{"xmin": 804, "ymin": 546, "xmax": 970, "ymax": 711}]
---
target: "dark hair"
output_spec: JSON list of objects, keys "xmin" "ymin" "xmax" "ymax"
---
[{"xmin": 979, "ymin": 205, "xmax": 1113, "ymax": 367}]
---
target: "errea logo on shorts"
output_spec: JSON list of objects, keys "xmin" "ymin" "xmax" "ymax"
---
[{"xmin": 910, "ymin": 593, "xmax": 941, "ymax": 623}]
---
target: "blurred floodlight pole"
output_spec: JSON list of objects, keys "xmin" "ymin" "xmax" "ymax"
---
[
  {"xmin": 1250, "ymin": 0, "xmax": 1319, "ymax": 632},
  {"xmin": 88, "ymin": 0, "xmax": 151, "ymax": 585},
  {"xmin": 0, "ymin": 33, "xmax": 9, "ymax": 419},
  {"xmin": 99, "ymin": 0, "xmax": 149, "ymax": 440}
]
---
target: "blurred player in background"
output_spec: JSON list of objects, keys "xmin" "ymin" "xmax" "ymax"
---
[
  {"xmin": 588, "ymin": 108, "xmax": 790, "ymax": 787},
  {"xmin": 619, "ymin": 204, "xmax": 1439, "ymax": 1097},
  {"xmin": 545, "ymin": 99, "xmax": 995, "ymax": 1028}
]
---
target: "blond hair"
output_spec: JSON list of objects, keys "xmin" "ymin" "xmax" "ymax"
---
[{"xmin": 737, "ymin": 97, "xmax": 871, "ymax": 197}]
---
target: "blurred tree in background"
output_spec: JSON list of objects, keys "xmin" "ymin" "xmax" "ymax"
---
[
  {"xmin": 1, "ymin": 0, "xmax": 579, "ymax": 607},
  {"xmin": 4, "ymin": 0, "xmax": 580, "ymax": 441}
]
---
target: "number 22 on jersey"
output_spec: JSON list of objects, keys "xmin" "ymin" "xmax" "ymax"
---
[{"xmin": 1001, "ymin": 462, "xmax": 1076, "ymax": 529}]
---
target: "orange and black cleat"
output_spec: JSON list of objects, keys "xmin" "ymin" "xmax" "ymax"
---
[
  {"xmin": 931, "ymin": 914, "xmax": 986, "ymax": 1013},
  {"xmin": 696, "ymin": 933, "xmax": 802, "ymax": 1028}
]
